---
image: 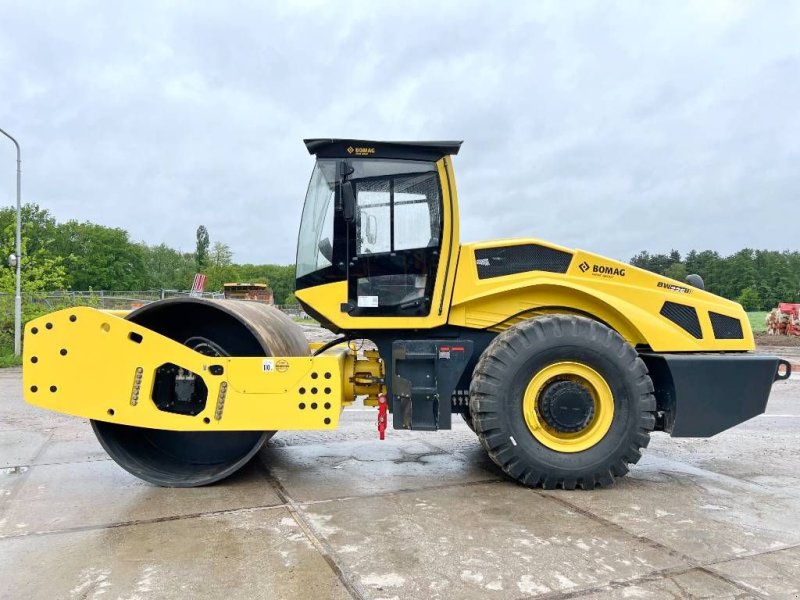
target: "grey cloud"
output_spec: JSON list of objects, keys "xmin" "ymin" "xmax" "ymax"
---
[{"xmin": 0, "ymin": 1, "xmax": 798, "ymax": 266}]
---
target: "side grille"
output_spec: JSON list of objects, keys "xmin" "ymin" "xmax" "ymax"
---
[
  {"xmin": 660, "ymin": 301, "xmax": 703, "ymax": 339},
  {"xmin": 475, "ymin": 244, "xmax": 572, "ymax": 279},
  {"xmin": 709, "ymin": 312, "xmax": 744, "ymax": 339}
]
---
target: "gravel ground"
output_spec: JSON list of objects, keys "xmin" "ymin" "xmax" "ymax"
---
[{"xmin": 754, "ymin": 332, "xmax": 800, "ymax": 348}]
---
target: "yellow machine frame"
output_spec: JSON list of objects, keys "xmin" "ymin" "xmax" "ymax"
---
[
  {"xmin": 23, "ymin": 307, "xmax": 360, "ymax": 431},
  {"xmin": 449, "ymin": 240, "xmax": 753, "ymax": 352}
]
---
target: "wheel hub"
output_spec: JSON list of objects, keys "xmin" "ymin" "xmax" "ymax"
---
[
  {"xmin": 538, "ymin": 380, "xmax": 595, "ymax": 433},
  {"xmin": 523, "ymin": 361, "xmax": 615, "ymax": 453}
]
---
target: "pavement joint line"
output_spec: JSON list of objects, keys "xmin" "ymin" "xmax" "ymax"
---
[
  {"xmin": 0, "ymin": 476, "xmax": 501, "ymax": 541},
  {"xmin": 641, "ymin": 451, "xmax": 800, "ymax": 496},
  {"xmin": 510, "ymin": 532, "xmax": 800, "ymax": 599},
  {"xmin": 0, "ymin": 502, "xmax": 289, "ymax": 541},
  {"xmin": 518, "ymin": 564, "xmax": 705, "ymax": 600},
  {"xmin": 515, "ymin": 563, "xmax": 746, "ymax": 600},
  {"xmin": 256, "ymin": 458, "xmax": 370, "ymax": 600},
  {"xmin": 698, "ymin": 545, "xmax": 800, "ymax": 597},
  {"xmin": 0, "ymin": 431, "xmax": 52, "ymax": 519},
  {"xmin": 3, "ymin": 457, "xmax": 113, "ymax": 470},
  {"xmin": 294, "ymin": 477, "xmax": 505, "ymax": 508},
  {"xmin": 539, "ymin": 492, "xmax": 772, "ymax": 600},
  {"xmin": 643, "ymin": 454, "xmax": 772, "ymax": 494}
]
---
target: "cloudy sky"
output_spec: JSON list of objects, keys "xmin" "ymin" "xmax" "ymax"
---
[{"xmin": 1, "ymin": 1, "xmax": 799, "ymax": 265}]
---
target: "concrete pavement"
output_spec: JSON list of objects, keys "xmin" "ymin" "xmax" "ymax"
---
[{"xmin": 2, "ymin": 366, "xmax": 800, "ymax": 599}]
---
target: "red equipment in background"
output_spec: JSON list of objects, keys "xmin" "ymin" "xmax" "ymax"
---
[{"xmin": 767, "ymin": 303, "xmax": 800, "ymax": 336}]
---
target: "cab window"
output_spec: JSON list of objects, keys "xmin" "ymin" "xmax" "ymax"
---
[
  {"xmin": 349, "ymin": 165, "xmax": 442, "ymax": 316},
  {"xmin": 355, "ymin": 172, "xmax": 441, "ymax": 256}
]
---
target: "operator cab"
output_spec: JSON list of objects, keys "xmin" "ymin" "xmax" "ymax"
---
[{"xmin": 296, "ymin": 140, "xmax": 461, "ymax": 324}]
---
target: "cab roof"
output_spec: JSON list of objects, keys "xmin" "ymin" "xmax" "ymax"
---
[{"xmin": 304, "ymin": 139, "xmax": 462, "ymax": 161}]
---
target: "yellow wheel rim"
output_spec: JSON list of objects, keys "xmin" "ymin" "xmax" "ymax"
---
[{"xmin": 523, "ymin": 361, "xmax": 614, "ymax": 453}]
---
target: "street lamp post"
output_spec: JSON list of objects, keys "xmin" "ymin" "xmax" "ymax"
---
[{"xmin": 0, "ymin": 127, "xmax": 22, "ymax": 356}]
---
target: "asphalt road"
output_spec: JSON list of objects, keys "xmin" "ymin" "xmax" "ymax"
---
[{"xmin": 2, "ymin": 364, "xmax": 799, "ymax": 599}]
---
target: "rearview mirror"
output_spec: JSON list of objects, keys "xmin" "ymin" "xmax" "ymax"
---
[
  {"xmin": 335, "ymin": 161, "xmax": 356, "ymax": 222},
  {"xmin": 342, "ymin": 182, "xmax": 355, "ymax": 222}
]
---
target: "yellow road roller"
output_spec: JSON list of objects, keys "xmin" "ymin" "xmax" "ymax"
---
[{"xmin": 23, "ymin": 139, "xmax": 792, "ymax": 489}]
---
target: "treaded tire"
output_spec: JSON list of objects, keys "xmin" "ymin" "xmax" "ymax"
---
[
  {"xmin": 470, "ymin": 315, "xmax": 656, "ymax": 490},
  {"xmin": 461, "ymin": 411, "xmax": 476, "ymax": 432}
]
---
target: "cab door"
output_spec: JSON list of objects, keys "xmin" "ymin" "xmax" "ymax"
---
[
  {"xmin": 345, "ymin": 161, "xmax": 443, "ymax": 317},
  {"xmin": 294, "ymin": 157, "xmax": 459, "ymax": 331}
]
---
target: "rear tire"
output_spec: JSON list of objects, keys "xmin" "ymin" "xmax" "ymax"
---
[
  {"xmin": 461, "ymin": 410, "xmax": 476, "ymax": 432},
  {"xmin": 470, "ymin": 315, "xmax": 655, "ymax": 490}
]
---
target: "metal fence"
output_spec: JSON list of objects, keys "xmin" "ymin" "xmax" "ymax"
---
[
  {"xmin": 4, "ymin": 290, "xmax": 223, "ymax": 311},
  {"xmin": 0, "ymin": 290, "xmax": 304, "ymax": 315}
]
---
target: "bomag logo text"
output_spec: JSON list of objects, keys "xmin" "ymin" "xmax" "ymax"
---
[
  {"xmin": 349, "ymin": 146, "xmax": 375, "ymax": 156},
  {"xmin": 592, "ymin": 264, "xmax": 626, "ymax": 277}
]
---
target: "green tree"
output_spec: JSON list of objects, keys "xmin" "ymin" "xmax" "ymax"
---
[
  {"xmin": 630, "ymin": 251, "xmax": 653, "ymax": 271},
  {"xmin": 737, "ymin": 286, "xmax": 762, "ymax": 311},
  {"xmin": 52, "ymin": 221, "xmax": 147, "ymax": 290},
  {"xmin": 0, "ymin": 223, "xmax": 68, "ymax": 353},
  {"xmin": 663, "ymin": 262, "xmax": 687, "ymax": 283},
  {"xmin": 0, "ymin": 203, "xmax": 58, "ymax": 257},
  {"xmin": 204, "ymin": 242, "xmax": 237, "ymax": 291},
  {"xmin": 141, "ymin": 243, "xmax": 196, "ymax": 289},
  {"xmin": 210, "ymin": 241, "xmax": 233, "ymax": 267},
  {"xmin": 630, "ymin": 250, "xmax": 675, "ymax": 276},
  {"xmin": 195, "ymin": 225, "xmax": 210, "ymax": 271},
  {"xmin": 684, "ymin": 250, "xmax": 722, "ymax": 294},
  {"xmin": 262, "ymin": 264, "xmax": 296, "ymax": 305},
  {"xmin": 0, "ymin": 223, "xmax": 67, "ymax": 294},
  {"xmin": 283, "ymin": 292, "xmax": 298, "ymax": 305}
]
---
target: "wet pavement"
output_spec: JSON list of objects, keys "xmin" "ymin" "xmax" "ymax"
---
[{"xmin": 2, "ymin": 364, "xmax": 800, "ymax": 599}]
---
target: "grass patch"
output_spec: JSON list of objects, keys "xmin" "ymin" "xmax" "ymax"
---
[
  {"xmin": 0, "ymin": 352, "xmax": 21, "ymax": 368},
  {"xmin": 292, "ymin": 317, "xmax": 319, "ymax": 325},
  {"xmin": 747, "ymin": 311, "xmax": 768, "ymax": 333}
]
